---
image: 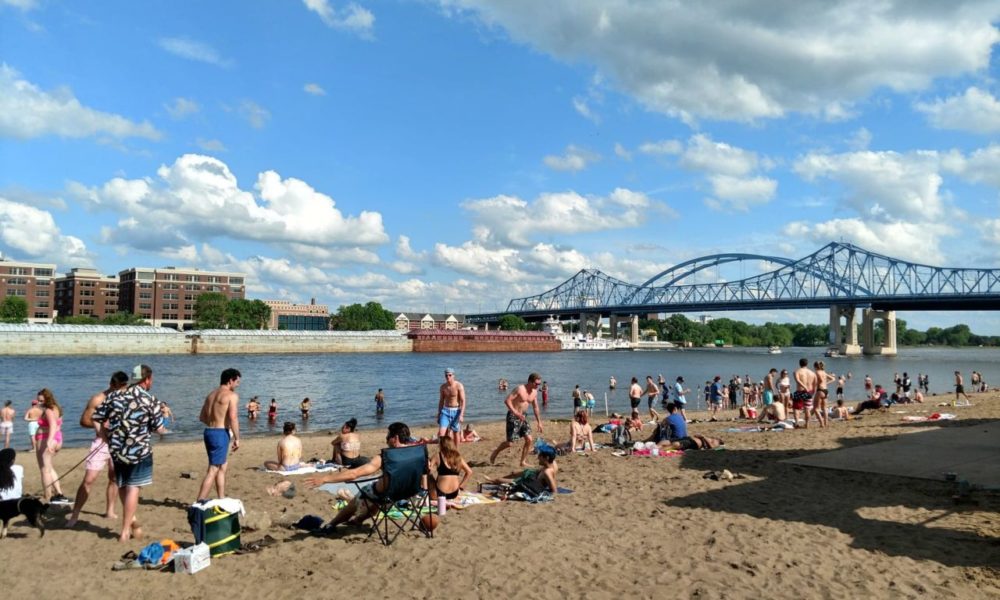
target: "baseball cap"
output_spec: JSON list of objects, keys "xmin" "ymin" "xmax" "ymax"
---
[
  {"xmin": 131, "ymin": 364, "xmax": 146, "ymax": 382},
  {"xmin": 444, "ymin": 368, "xmax": 455, "ymax": 375},
  {"xmin": 31, "ymin": 399, "xmax": 38, "ymax": 405},
  {"xmin": 676, "ymin": 376, "xmax": 684, "ymax": 382}
]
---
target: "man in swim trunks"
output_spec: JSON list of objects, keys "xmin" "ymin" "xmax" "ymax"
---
[
  {"xmin": 264, "ymin": 422, "xmax": 303, "ymax": 471},
  {"xmin": 375, "ymin": 388, "xmax": 385, "ymax": 414},
  {"xmin": 645, "ymin": 375, "xmax": 660, "ymax": 422},
  {"xmin": 0, "ymin": 401, "xmax": 13, "ymax": 449},
  {"xmin": 196, "ymin": 368, "xmax": 242, "ymax": 501},
  {"xmin": 954, "ymin": 371, "xmax": 971, "ymax": 404},
  {"xmin": 709, "ymin": 376, "xmax": 724, "ymax": 421},
  {"xmin": 438, "ymin": 368, "xmax": 466, "ymax": 446},
  {"xmin": 247, "ymin": 396, "xmax": 260, "ymax": 420},
  {"xmin": 793, "ymin": 357, "xmax": 817, "ymax": 428},
  {"xmin": 489, "ymin": 372, "xmax": 545, "ymax": 467},
  {"xmin": 673, "ymin": 376, "xmax": 690, "ymax": 422},
  {"xmin": 762, "ymin": 368, "xmax": 777, "ymax": 407},
  {"xmin": 92, "ymin": 364, "xmax": 165, "ymax": 543},
  {"xmin": 24, "ymin": 399, "xmax": 43, "ymax": 452},
  {"xmin": 628, "ymin": 377, "xmax": 642, "ymax": 413},
  {"xmin": 67, "ymin": 370, "xmax": 129, "ymax": 527}
]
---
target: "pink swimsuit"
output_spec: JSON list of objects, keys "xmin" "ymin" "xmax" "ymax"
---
[{"xmin": 35, "ymin": 415, "xmax": 63, "ymax": 444}]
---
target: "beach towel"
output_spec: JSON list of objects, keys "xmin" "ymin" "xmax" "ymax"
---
[
  {"xmin": 448, "ymin": 490, "xmax": 502, "ymax": 509},
  {"xmin": 901, "ymin": 413, "xmax": 957, "ymax": 422},
  {"xmin": 726, "ymin": 426, "xmax": 766, "ymax": 433},
  {"xmin": 263, "ymin": 463, "xmax": 340, "ymax": 475},
  {"xmin": 630, "ymin": 448, "xmax": 684, "ymax": 458}
]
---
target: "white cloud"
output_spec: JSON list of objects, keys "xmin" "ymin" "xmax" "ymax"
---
[
  {"xmin": 437, "ymin": 1, "xmax": 1000, "ymax": 122},
  {"xmin": 572, "ymin": 96, "xmax": 599, "ymax": 123},
  {"xmin": 916, "ymin": 87, "xmax": 1000, "ymax": 134},
  {"xmin": 462, "ymin": 187, "xmax": 656, "ymax": 247},
  {"xmin": 543, "ymin": 144, "xmax": 600, "ymax": 172},
  {"xmin": 783, "ymin": 218, "xmax": 952, "ymax": 265},
  {"xmin": 794, "ymin": 149, "xmax": 946, "ymax": 221},
  {"xmin": 0, "ymin": 64, "xmax": 161, "ymax": 141},
  {"xmin": 847, "ymin": 127, "xmax": 872, "ymax": 150},
  {"xmin": 238, "ymin": 100, "xmax": 270, "ymax": 128},
  {"xmin": 433, "ymin": 241, "xmax": 520, "ymax": 280},
  {"xmin": 165, "ymin": 97, "xmax": 199, "ymax": 119},
  {"xmin": 158, "ymin": 37, "xmax": 233, "ymax": 67},
  {"xmin": 303, "ymin": 83, "xmax": 327, "ymax": 96},
  {"xmin": 303, "ymin": 0, "xmax": 375, "ymax": 39},
  {"xmin": 196, "ymin": 138, "xmax": 227, "ymax": 152},
  {"xmin": 704, "ymin": 175, "xmax": 777, "ymax": 212},
  {"xmin": 0, "ymin": 197, "xmax": 91, "ymax": 266},
  {"xmin": 2, "ymin": 0, "xmax": 38, "ymax": 10},
  {"xmin": 613, "ymin": 142, "xmax": 631, "ymax": 161},
  {"xmin": 945, "ymin": 144, "xmax": 1000, "ymax": 188},
  {"xmin": 680, "ymin": 134, "xmax": 761, "ymax": 176},
  {"xmin": 72, "ymin": 154, "xmax": 389, "ymax": 260},
  {"xmin": 638, "ymin": 139, "xmax": 682, "ymax": 155}
]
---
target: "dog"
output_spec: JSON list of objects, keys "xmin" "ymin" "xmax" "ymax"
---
[{"xmin": 0, "ymin": 497, "xmax": 48, "ymax": 539}]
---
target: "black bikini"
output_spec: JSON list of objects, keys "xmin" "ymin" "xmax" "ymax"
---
[{"xmin": 436, "ymin": 460, "xmax": 460, "ymax": 499}]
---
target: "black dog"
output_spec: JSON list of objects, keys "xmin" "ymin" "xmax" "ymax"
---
[{"xmin": 0, "ymin": 497, "xmax": 48, "ymax": 538}]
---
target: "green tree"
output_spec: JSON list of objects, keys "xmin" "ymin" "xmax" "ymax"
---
[
  {"xmin": 0, "ymin": 296, "xmax": 28, "ymax": 323},
  {"xmin": 102, "ymin": 311, "xmax": 149, "ymax": 326},
  {"xmin": 497, "ymin": 313, "xmax": 528, "ymax": 331},
  {"xmin": 227, "ymin": 299, "xmax": 272, "ymax": 329},
  {"xmin": 332, "ymin": 301, "xmax": 394, "ymax": 331},
  {"xmin": 57, "ymin": 315, "xmax": 100, "ymax": 325},
  {"xmin": 194, "ymin": 292, "xmax": 229, "ymax": 329}
]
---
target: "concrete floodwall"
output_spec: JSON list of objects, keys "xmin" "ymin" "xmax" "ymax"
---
[{"xmin": 0, "ymin": 325, "xmax": 411, "ymax": 355}]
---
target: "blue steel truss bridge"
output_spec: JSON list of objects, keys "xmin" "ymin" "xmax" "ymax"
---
[{"xmin": 466, "ymin": 242, "xmax": 1000, "ymax": 355}]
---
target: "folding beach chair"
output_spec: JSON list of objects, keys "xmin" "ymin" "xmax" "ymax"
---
[{"xmin": 351, "ymin": 444, "xmax": 432, "ymax": 546}]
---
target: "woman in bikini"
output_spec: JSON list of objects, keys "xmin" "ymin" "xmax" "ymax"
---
[
  {"xmin": 561, "ymin": 410, "xmax": 595, "ymax": 453},
  {"xmin": 813, "ymin": 361, "xmax": 835, "ymax": 428},
  {"xmin": 777, "ymin": 369, "xmax": 792, "ymax": 412},
  {"xmin": 428, "ymin": 436, "xmax": 472, "ymax": 514},
  {"xmin": 330, "ymin": 418, "xmax": 369, "ymax": 468},
  {"xmin": 35, "ymin": 389, "xmax": 68, "ymax": 503}
]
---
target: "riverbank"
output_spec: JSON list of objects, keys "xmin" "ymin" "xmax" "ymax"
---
[{"xmin": 2, "ymin": 395, "xmax": 997, "ymax": 599}]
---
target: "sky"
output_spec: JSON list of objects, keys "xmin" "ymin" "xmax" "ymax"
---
[{"xmin": 2, "ymin": 0, "xmax": 1000, "ymax": 333}]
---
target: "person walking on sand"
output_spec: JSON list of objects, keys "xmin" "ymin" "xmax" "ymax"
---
[
  {"xmin": 645, "ymin": 375, "xmax": 661, "ymax": 422},
  {"xmin": 23, "ymin": 399, "xmax": 43, "ymax": 452},
  {"xmin": 489, "ymin": 373, "xmax": 545, "ymax": 467},
  {"xmin": 793, "ymin": 358, "xmax": 818, "ymax": 428},
  {"xmin": 0, "ymin": 401, "xmax": 14, "ymax": 449},
  {"xmin": 438, "ymin": 368, "xmax": 466, "ymax": 446},
  {"xmin": 628, "ymin": 377, "xmax": 642, "ymax": 414},
  {"xmin": 672, "ymin": 376, "xmax": 690, "ymax": 423},
  {"xmin": 954, "ymin": 371, "xmax": 971, "ymax": 404},
  {"xmin": 196, "ymin": 368, "xmax": 242, "ymax": 501},
  {"xmin": 67, "ymin": 370, "xmax": 129, "ymax": 528},
  {"xmin": 92, "ymin": 364, "xmax": 165, "ymax": 543},
  {"xmin": 35, "ymin": 389, "xmax": 68, "ymax": 504}
]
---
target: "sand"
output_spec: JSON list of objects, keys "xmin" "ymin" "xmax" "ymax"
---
[{"xmin": 1, "ymin": 394, "xmax": 998, "ymax": 599}]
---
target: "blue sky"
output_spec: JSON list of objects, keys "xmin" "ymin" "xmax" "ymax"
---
[{"xmin": 3, "ymin": 1, "xmax": 1000, "ymax": 333}]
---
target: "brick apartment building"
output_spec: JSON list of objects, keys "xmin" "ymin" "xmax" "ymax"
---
[
  {"xmin": 0, "ymin": 256, "xmax": 56, "ymax": 323},
  {"xmin": 117, "ymin": 266, "xmax": 246, "ymax": 329},
  {"xmin": 263, "ymin": 299, "xmax": 330, "ymax": 330},
  {"xmin": 54, "ymin": 268, "xmax": 120, "ymax": 320}
]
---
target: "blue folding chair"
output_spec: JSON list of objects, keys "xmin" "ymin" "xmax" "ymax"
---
[{"xmin": 351, "ymin": 444, "xmax": 432, "ymax": 545}]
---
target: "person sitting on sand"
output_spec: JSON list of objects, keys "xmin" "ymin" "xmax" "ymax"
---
[
  {"xmin": 852, "ymin": 384, "xmax": 886, "ymax": 415},
  {"xmin": 646, "ymin": 402, "xmax": 687, "ymax": 446},
  {"xmin": 264, "ymin": 422, "xmax": 304, "ymax": 471},
  {"xmin": 625, "ymin": 410, "xmax": 643, "ymax": 433},
  {"xmin": 757, "ymin": 399, "xmax": 786, "ymax": 423},
  {"xmin": 0, "ymin": 447, "xmax": 24, "ymax": 501},
  {"xmin": 461, "ymin": 423, "xmax": 480, "ymax": 443},
  {"xmin": 330, "ymin": 418, "xmax": 369, "ymax": 468},
  {"xmin": 830, "ymin": 399, "xmax": 851, "ymax": 420},
  {"xmin": 428, "ymin": 436, "xmax": 472, "ymax": 514},
  {"xmin": 560, "ymin": 410, "xmax": 594, "ymax": 453},
  {"xmin": 487, "ymin": 446, "xmax": 558, "ymax": 498},
  {"xmin": 662, "ymin": 434, "xmax": 725, "ymax": 451},
  {"xmin": 304, "ymin": 422, "xmax": 415, "ymax": 531}
]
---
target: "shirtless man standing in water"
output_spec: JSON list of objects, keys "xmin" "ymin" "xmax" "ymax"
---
[
  {"xmin": 793, "ymin": 358, "xmax": 818, "ymax": 428},
  {"xmin": 438, "ymin": 368, "xmax": 466, "ymax": 446},
  {"xmin": 490, "ymin": 373, "xmax": 545, "ymax": 467},
  {"xmin": 197, "ymin": 368, "xmax": 241, "ymax": 500}
]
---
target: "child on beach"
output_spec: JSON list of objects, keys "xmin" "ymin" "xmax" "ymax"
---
[
  {"xmin": 428, "ymin": 436, "xmax": 473, "ymax": 515},
  {"xmin": 488, "ymin": 446, "xmax": 558, "ymax": 499}
]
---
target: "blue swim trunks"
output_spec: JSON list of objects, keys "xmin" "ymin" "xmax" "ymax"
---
[
  {"xmin": 438, "ymin": 406, "xmax": 461, "ymax": 432},
  {"xmin": 763, "ymin": 390, "xmax": 774, "ymax": 405},
  {"xmin": 204, "ymin": 428, "xmax": 230, "ymax": 466}
]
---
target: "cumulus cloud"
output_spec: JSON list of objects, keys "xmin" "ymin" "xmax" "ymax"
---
[
  {"xmin": 158, "ymin": 37, "xmax": 233, "ymax": 67},
  {"xmin": 704, "ymin": 175, "xmax": 778, "ymax": 212},
  {"xmin": 572, "ymin": 96, "xmax": 599, "ymax": 123},
  {"xmin": 915, "ymin": 87, "xmax": 1000, "ymax": 134},
  {"xmin": 303, "ymin": 0, "xmax": 375, "ymax": 39},
  {"xmin": 613, "ymin": 142, "xmax": 632, "ymax": 161},
  {"xmin": 196, "ymin": 138, "xmax": 227, "ymax": 152},
  {"xmin": 542, "ymin": 144, "xmax": 600, "ymax": 172},
  {"xmin": 782, "ymin": 218, "xmax": 951, "ymax": 265},
  {"xmin": 0, "ymin": 64, "xmax": 161, "ymax": 141},
  {"xmin": 436, "ymin": 1, "xmax": 1000, "ymax": 122},
  {"xmin": 71, "ymin": 154, "xmax": 389, "ymax": 261},
  {"xmin": 794, "ymin": 149, "xmax": 945, "ymax": 221},
  {"xmin": 165, "ymin": 97, "xmax": 199, "ymax": 119},
  {"xmin": 0, "ymin": 197, "xmax": 91, "ymax": 266},
  {"xmin": 680, "ymin": 134, "xmax": 763, "ymax": 176},
  {"xmin": 303, "ymin": 83, "xmax": 327, "ymax": 96},
  {"xmin": 238, "ymin": 100, "xmax": 270, "ymax": 128},
  {"xmin": 2, "ymin": 0, "xmax": 39, "ymax": 9},
  {"xmin": 432, "ymin": 240, "xmax": 590, "ymax": 284},
  {"xmin": 638, "ymin": 140, "xmax": 682, "ymax": 156},
  {"xmin": 462, "ymin": 187, "xmax": 657, "ymax": 247}
]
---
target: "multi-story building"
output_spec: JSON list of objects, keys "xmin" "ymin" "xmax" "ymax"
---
[
  {"xmin": 117, "ymin": 266, "xmax": 246, "ymax": 330},
  {"xmin": 394, "ymin": 312, "xmax": 465, "ymax": 331},
  {"xmin": 0, "ymin": 256, "xmax": 56, "ymax": 323},
  {"xmin": 263, "ymin": 299, "xmax": 330, "ymax": 330},
  {"xmin": 54, "ymin": 268, "xmax": 119, "ymax": 320}
]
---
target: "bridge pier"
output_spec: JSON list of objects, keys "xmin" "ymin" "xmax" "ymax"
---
[
  {"xmin": 828, "ymin": 305, "xmax": 861, "ymax": 355},
  {"xmin": 861, "ymin": 308, "xmax": 897, "ymax": 356},
  {"xmin": 630, "ymin": 315, "xmax": 639, "ymax": 345}
]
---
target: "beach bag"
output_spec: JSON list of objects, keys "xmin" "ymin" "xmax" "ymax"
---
[
  {"xmin": 187, "ymin": 505, "xmax": 241, "ymax": 557},
  {"xmin": 610, "ymin": 425, "xmax": 631, "ymax": 449}
]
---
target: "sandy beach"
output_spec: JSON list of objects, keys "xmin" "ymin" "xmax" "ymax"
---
[{"xmin": 1, "ymin": 394, "xmax": 997, "ymax": 600}]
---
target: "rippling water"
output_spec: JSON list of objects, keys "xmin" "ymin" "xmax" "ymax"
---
[{"xmin": 1, "ymin": 346, "xmax": 995, "ymax": 448}]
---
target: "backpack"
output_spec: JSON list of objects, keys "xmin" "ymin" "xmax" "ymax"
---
[{"xmin": 610, "ymin": 424, "xmax": 631, "ymax": 448}]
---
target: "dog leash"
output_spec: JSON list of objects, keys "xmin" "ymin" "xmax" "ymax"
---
[{"xmin": 37, "ymin": 440, "xmax": 107, "ymax": 495}]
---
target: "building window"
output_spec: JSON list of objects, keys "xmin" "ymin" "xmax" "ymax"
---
[
  {"xmin": 7, "ymin": 288, "xmax": 26, "ymax": 296},
  {"xmin": 80, "ymin": 299, "xmax": 95, "ymax": 306},
  {"xmin": 35, "ymin": 301, "xmax": 49, "ymax": 308},
  {"xmin": 34, "ymin": 268, "xmax": 53, "ymax": 277},
  {"xmin": 230, "ymin": 277, "xmax": 244, "ymax": 285},
  {"xmin": 33, "ymin": 312, "xmax": 49, "ymax": 319},
  {"xmin": 163, "ymin": 274, "xmax": 180, "ymax": 281},
  {"xmin": 8, "ymin": 267, "xmax": 29, "ymax": 275},
  {"xmin": 139, "ymin": 282, "xmax": 153, "ymax": 289},
  {"xmin": 80, "ymin": 281, "xmax": 96, "ymax": 287},
  {"xmin": 80, "ymin": 289, "xmax": 95, "ymax": 296},
  {"xmin": 36, "ymin": 289, "xmax": 50, "ymax": 297},
  {"xmin": 163, "ymin": 293, "xmax": 178, "ymax": 300},
  {"xmin": 139, "ymin": 292, "xmax": 153, "ymax": 300},
  {"xmin": 139, "ymin": 302, "xmax": 152, "ymax": 310},
  {"xmin": 6, "ymin": 277, "xmax": 28, "ymax": 285}
]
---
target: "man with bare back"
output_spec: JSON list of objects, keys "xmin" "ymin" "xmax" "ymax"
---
[
  {"xmin": 490, "ymin": 373, "xmax": 545, "ymax": 467},
  {"xmin": 792, "ymin": 358, "xmax": 818, "ymax": 428},
  {"xmin": 196, "ymin": 368, "xmax": 241, "ymax": 500}
]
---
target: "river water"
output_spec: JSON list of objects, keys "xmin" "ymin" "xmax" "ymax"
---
[{"xmin": 2, "ymin": 346, "xmax": 995, "ymax": 448}]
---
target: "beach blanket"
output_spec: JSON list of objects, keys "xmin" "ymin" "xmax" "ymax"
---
[
  {"xmin": 630, "ymin": 448, "xmax": 684, "ymax": 458},
  {"xmin": 901, "ymin": 413, "xmax": 957, "ymax": 422},
  {"xmin": 263, "ymin": 463, "xmax": 340, "ymax": 475},
  {"xmin": 726, "ymin": 425, "xmax": 767, "ymax": 433},
  {"xmin": 449, "ymin": 490, "xmax": 502, "ymax": 509}
]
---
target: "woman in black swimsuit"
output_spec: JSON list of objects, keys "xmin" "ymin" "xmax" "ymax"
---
[{"xmin": 428, "ymin": 437, "xmax": 472, "ymax": 515}]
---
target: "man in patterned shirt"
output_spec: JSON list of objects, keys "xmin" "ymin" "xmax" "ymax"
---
[{"xmin": 93, "ymin": 364, "xmax": 165, "ymax": 543}]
